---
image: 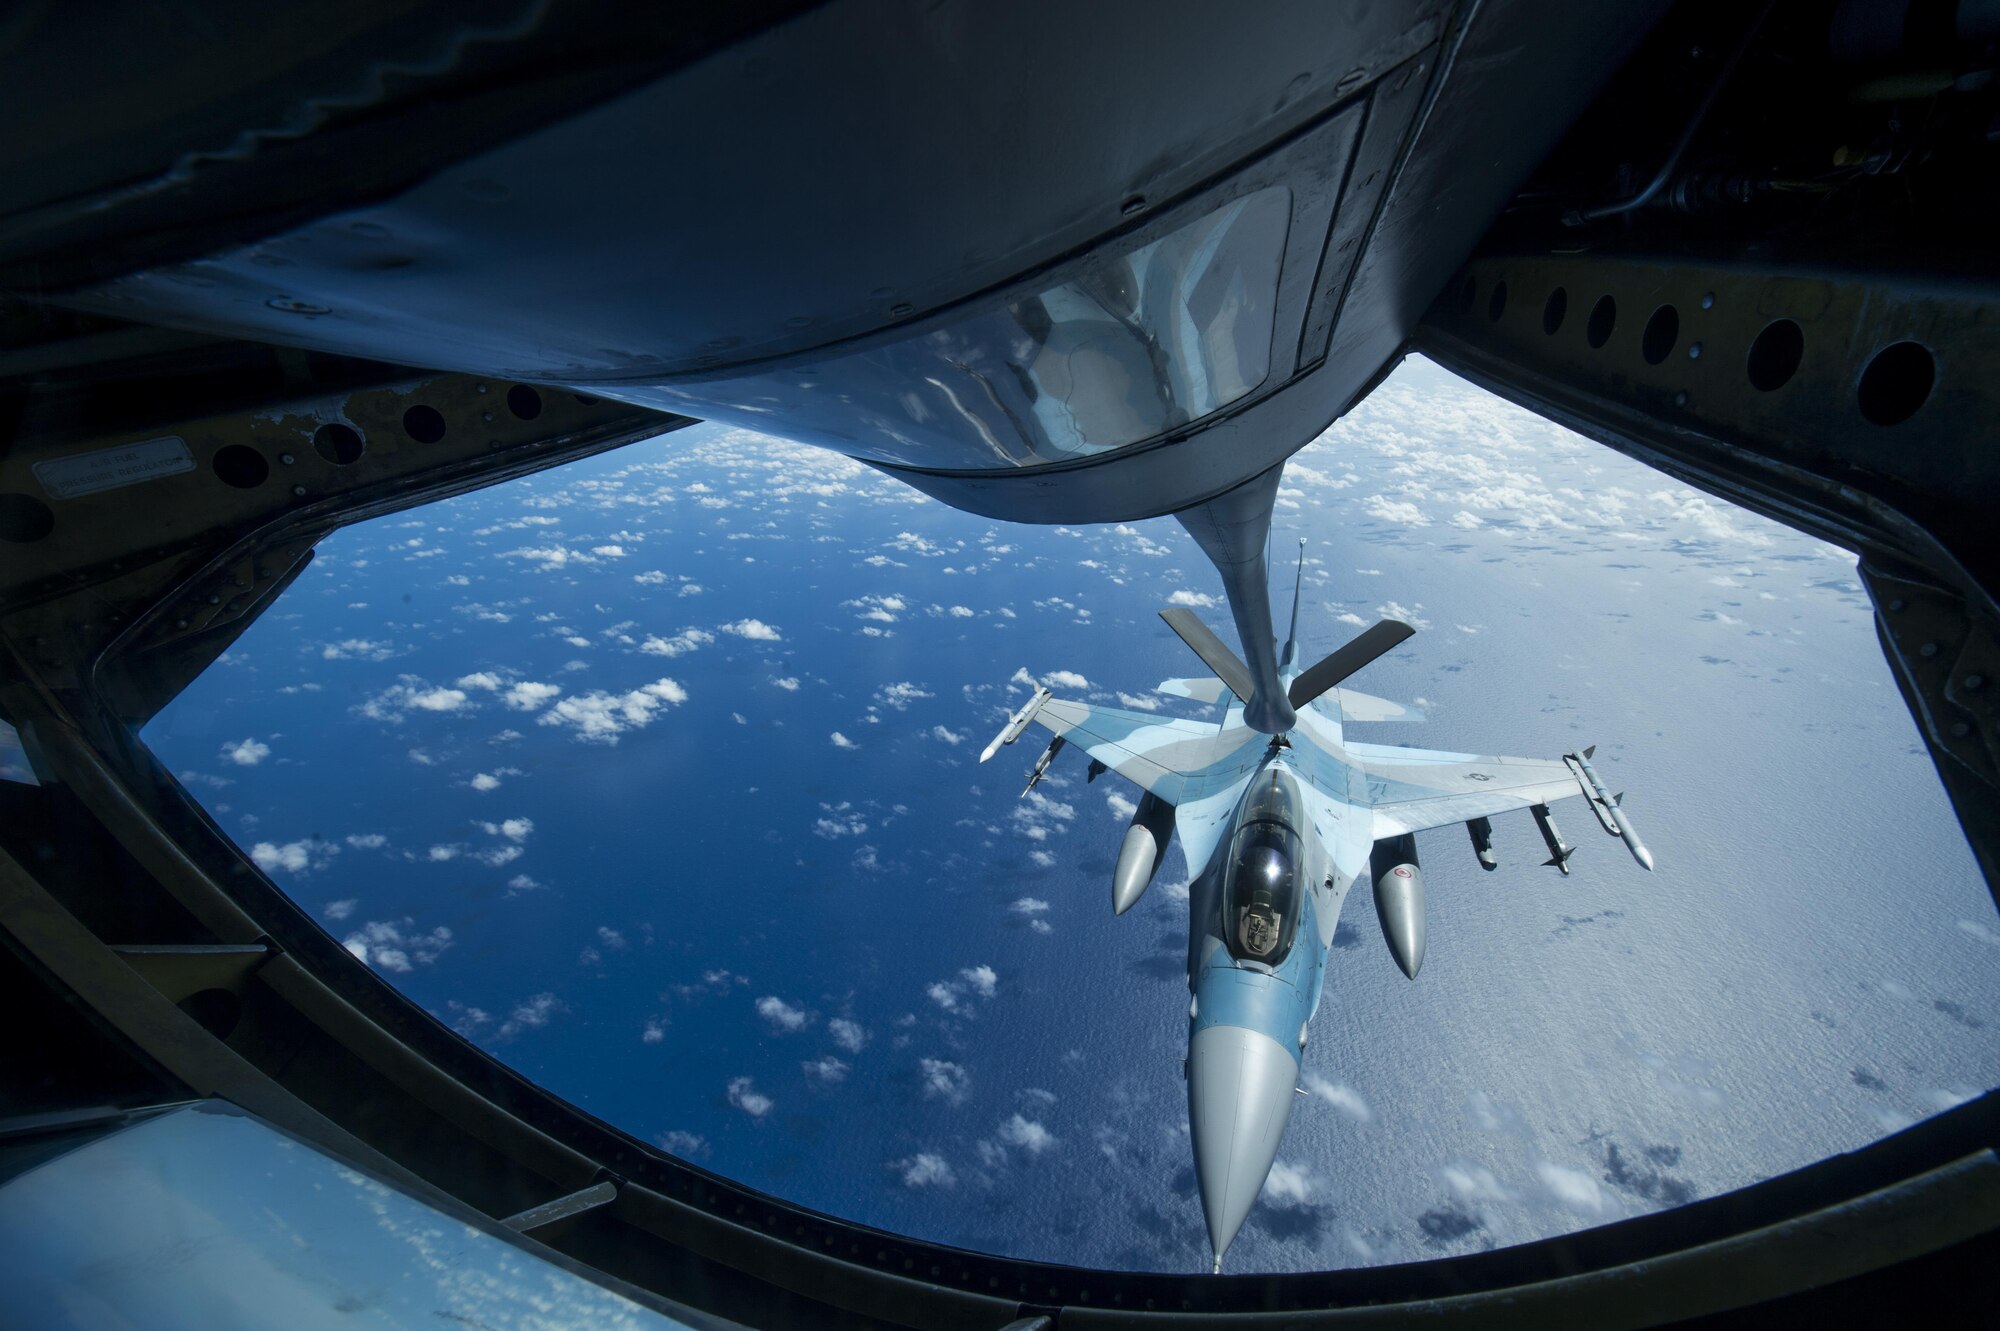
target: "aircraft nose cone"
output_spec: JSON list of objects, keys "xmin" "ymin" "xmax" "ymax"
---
[{"xmin": 1188, "ymin": 1023, "xmax": 1299, "ymax": 1269}]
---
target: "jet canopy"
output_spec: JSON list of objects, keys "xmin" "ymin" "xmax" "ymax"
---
[{"xmin": 1221, "ymin": 769, "xmax": 1306, "ymax": 965}]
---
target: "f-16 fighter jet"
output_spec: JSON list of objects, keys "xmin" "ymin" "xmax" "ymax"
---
[{"xmin": 980, "ymin": 544, "xmax": 1653, "ymax": 1272}]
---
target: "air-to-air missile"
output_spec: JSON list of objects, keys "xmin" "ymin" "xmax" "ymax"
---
[
  {"xmin": 1369, "ymin": 833, "xmax": 1427, "ymax": 979},
  {"xmin": 1567, "ymin": 746, "xmax": 1655, "ymax": 871},
  {"xmin": 1531, "ymin": 802, "xmax": 1576, "ymax": 874},
  {"xmin": 977, "ymin": 686, "xmax": 1051, "ymax": 763}
]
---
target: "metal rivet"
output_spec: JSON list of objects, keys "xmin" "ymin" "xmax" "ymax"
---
[
  {"xmin": 890, "ymin": 302, "xmax": 913, "ymax": 317},
  {"xmin": 292, "ymin": 485, "xmax": 307, "ymax": 497},
  {"xmin": 1951, "ymin": 721, "xmax": 1972, "ymax": 738},
  {"xmin": 279, "ymin": 453, "xmax": 294, "ymax": 465},
  {"xmin": 1687, "ymin": 341, "xmax": 1703, "ymax": 359},
  {"xmin": 1674, "ymin": 391, "xmax": 1688, "ymax": 407},
  {"xmin": 175, "ymin": 620, "xmax": 188, "ymax": 630},
  {"xmin": 1966, "ymin": 674, "xmax": 1985, "ymax": 691},
  {"xmin": 475, "ymin": 383, "xmax": 488, "ymax": 393},
  {"xmin": 1120, "ymin": 195, "xmax": 1147, "ymax": 216},
  {"xmin": 1701, "ymin": 292, "xmax": 1715, "ymax": 310},
  {"xmin": 482, "ymin": 411, "xmax": 494, "ymax": 423},
  {"xmin": 1921, "ymin": 641, "xmax": 1940, "ymax": 658},
  {"xmin": 1889, "ymin": 598, "xmax": 1906, "ymax": 612},
  {"xmin": 208, "ymin": 595, "xmax": 221, "ymax": 605}
]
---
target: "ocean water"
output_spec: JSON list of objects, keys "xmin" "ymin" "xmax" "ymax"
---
[{"xmin": 144, "ymin": 357, "xmax": 1999, "ymax": 1273}]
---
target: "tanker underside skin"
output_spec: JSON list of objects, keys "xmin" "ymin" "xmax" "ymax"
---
[{"xmin": 982, "ymin": 540, "xmax": 1654, "ymax": 1269}]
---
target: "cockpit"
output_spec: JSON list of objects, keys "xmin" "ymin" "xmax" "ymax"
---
[{"xmin": 1221, "ymin": 769, "xmax": 1307, "ymax": 965}]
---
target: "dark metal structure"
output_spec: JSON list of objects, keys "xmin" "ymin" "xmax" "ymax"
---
[{"xmin": 3, "ymin": 1, "xmax": 1996, "ymax": 1324}]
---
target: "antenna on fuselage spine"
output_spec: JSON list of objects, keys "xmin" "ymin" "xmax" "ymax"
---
[{"xmin": 1279, "ymin": 538, "xmax": 1306, "ymax": 672}]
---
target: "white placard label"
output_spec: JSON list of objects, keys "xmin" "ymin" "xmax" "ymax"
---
[{"xmin": 33, "ymin": 436, "xmax": 195, "ymax": 499}]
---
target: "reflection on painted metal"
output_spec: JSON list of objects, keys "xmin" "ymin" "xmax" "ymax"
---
[
  {"xmin": 649, "ymin": 188, "xmax": 1292, "ymax": 469},
  {"xmin": 0, "ymin": 1103, "xmax": 694, "ymax": 1330}
]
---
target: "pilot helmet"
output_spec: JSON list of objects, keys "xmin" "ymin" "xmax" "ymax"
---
[{"xmin": 1241, "ymin": 908, "xmax": 1279, "ymax": 956}]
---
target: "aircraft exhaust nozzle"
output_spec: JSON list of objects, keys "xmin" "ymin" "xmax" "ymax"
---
[
  {"xmin": 1369, "ymin": 834, "xmax": 1426, "ymax": 979},
  {"xmin": 1112, "ymin": 791, "xmax": 1175, "ymax": 915}
]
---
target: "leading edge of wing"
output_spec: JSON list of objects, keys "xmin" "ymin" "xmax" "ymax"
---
[
  {"xmin": 1034, "ymin": 699, "xmax": 1264, "ymax": 804},
  {"xmin": 1350, "ymin": 741, "xmax": 1581, "ymax": 837}
]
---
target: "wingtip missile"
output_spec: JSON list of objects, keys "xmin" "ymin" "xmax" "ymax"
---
[
  {"xmin": 978, "ymin": 685, "xmax": 1051, "ymax": 763},
  {"xmin": 1567, "ymin": 747, "xmax": 1655, "ymax": 872},
  {"xmin": 1021, "ymin": 735, "xmax": 1065, "ymax": 796}
]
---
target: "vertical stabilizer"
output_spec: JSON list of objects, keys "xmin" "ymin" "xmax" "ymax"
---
[{"xmin": 1173, "ymin": 465, "xmax": 1295, "ymax": 734}]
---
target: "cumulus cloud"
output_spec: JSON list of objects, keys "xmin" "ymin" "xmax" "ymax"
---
[
  {"xmin": 640, "ymin": 628, "xmax": 714, "ymax": 657},
  {"xmin": 891, "ymin": 1153, "xmax": 955, "ymax": 1187},
  {"xmin": 772, "ymin": 677, "xmax": 801, "ymax": 691},
  {"xmin": 1042, "ymin": 669, "xmax": 1089, "ymax": 690},
  {"xmin": 1303, "ymin": 1073, "xmax": 1373, "ymax": 1122},
  {"xmin": 342, "ymin": 917, "xmax": 452, "ymax": 973},
  {"xmin": 1536, "ymin": 1159, "xmax": 1607, "ymax": 1212},
  {"xmin": 323, "ymin": 899, "xmax": 357, "ymax": 921},
  {"xmin": 322, "ymin": 639, "xmax": 398, "ymax": 661},
  {"xmin": 250, "ymin": 838, "xmax": 336, "ymax": 874},
  {"xmin": 537, "ymin": 678, "xmax": 686, "ymax": 743},
  {"xmin": 960, "ymin": 965, "xmax": 997, "ymax": 998},
  {"xmin": 345, "ymin": 833, "xmax": 387, "ymax": 850},
  {"xmin": 470, "ymin": 772, "xmax": 501, "ymax": 792},
  {"xmin": 222, "ymin": 737, "xmax": 271, "ymax": 766},
  {"xmin": 498, "ymin": 992, "xmax": 562, "ymax": 1039},
  {"xmin": 930, "ymin": 725, "xmax": 964, "ymax": 745},
  {"xmin": 802, "ymin": 1056, "xmax": 849, "ymax": 1084},
  {"xmin": 829, "ymin": 1018, "xmax": 868, "ymax": 1053},
  {"xmin": 1263, "ymin": 1160, "xmax": 1318, "ymax": 1206},
  {"xmin": 1362, "ymin": 494, "xmax": 1429, "ymax": 526},
  {"xmin": 727, "ymin": 1076, "xmax": 773, "ymax": 1117},
  {"xmin": 503, "ymin": 680, "xmax": 562, "ymax": 712},
  {"xmin": 1167, "ymin": 589, "xmax": 1219, "ymax": 609},
  {"xmin": 756, "ymin": 995, "xmax": 811, "ymax": 1033},
  {"xmin": 357, "ymin": 677, "xmax": 472, "ymax": 722},
  {"xmin": 830, "ymin": 731, "xmax": 858, "ymax": 750},
  {"xmin": 919, "ymin": 1058, "xmax": 969, "ymax": 1104},
  {"xmin": 720, "ymin": 618, "xmax": 781, "ymax": 641},
  {"xmin": 876, "ymin": 681, "xmax": 933, "ymax": 711}
]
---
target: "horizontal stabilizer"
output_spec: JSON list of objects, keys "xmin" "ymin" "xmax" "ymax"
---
[
  {"xmin": 1288, "ymin": 620, "xmax": 1415, "ymax": 709},
  {"xmin": 1330, "ymin": 688, "xmax": 1422, "ymax": 723},
  {"xmin": 1159, "ymin": 608, "xmax": 1256, "ymax": 704},
  {"xmin": 1157, "ymin": 677, "xmax": 1229, "ymax": 704}
]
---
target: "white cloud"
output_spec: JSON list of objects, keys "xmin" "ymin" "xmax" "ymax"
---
[
  {"xmin": 720, "ymin": 618, "xmax": 781, "ymax": 641},
  {"xmin": 1303, "ymin": 1073, "xmax": 1373, "ymax": 1122},
  {"xmin": 654, "ymin": 1129, "xmax": 705, "ymax": 1158},
  {"xmin": 1043, "ymin": 670, "xmax": 1089, "ymax": 690},
  {"xmin": 829, "ymin": 1018, "xmax": 868, "ymax": 1053},
  {"xmin": 830, "ymin": 731, "xmax": 858, "ymax": 750},
  {"xmin": 357, "ymin": 677, "xmax": 472, "ymax": 722},
  {"xmin": 250, "ymin": 838, "xmax": 335, "ymax": 874},
  {"xmin": 640, "ymin": 628, "xmax": 714, "ymax": 657},
  {"xmin": 876, "ymin": 681, "xmax": 933, "ymax": 711},
  {"xmin": 892, "ymin": 1153, "xmax": 955, "ymax": 1187},
  {"xmin": 342, "ymin": 917, "xmax": 452, "ymax": 973},
  {"xmin": 756, "ymin": 995, "xmax": 811, "ymax": 1033},
  {"xmin": 344, "ymin": 833, "xmax": 387, "ymax": 850},
  {"xmin": 1010, "ymin": 897, "xmax": 1049, "ymax": 918},
  {"xmin": 642, "ymin": 1018, "xmax": 667, "ymax": 1044},
  {"xmin": 470, "ymin": 772, "xmax": 501, "ymax": 792},
  {"xmin": 322, "ymin": 638, "xmax": 397, "ymax": 661},
  {"xmin": 1536, "ymin": 1159, "xmax": 1606, "ymax": 1212},
  {"xmin": 996, "ymin": 1113, "xmax": 1056, "ymax": 1156},
  {"xmin": 537, "ymin": 678, "xmax": 686, "ymax": 743},
  {"xmin": 959, "ymin": 964, "xmax": 997, "ymax": 998},
  {"xmin": 633, "ymin": 570, "xmax": 669, "ymax": 585},
  {"xmin": 930, "ymin": 725, "xmax": 965, "ymax": 745},
  {"xmin": 498, "ymin": 992, "xmax": 562, "ymax": 1039},
  {"xmin": 947, "ymin": 606, "xmax": 975, "ymax": 618},
  {"xmin": 1263, "ymin": 1160, "xmax": 1318, "ymax": 1206},
  {"xmin": 455, "ymin": 671, "xmax": 504, "ymax": 691},
  {"xmin": 802, "ymin": 1056, "xmax": 849, "ymax": 1084},
  {"xmin": 773, "ymin": 677, "xmax": 801, "ymax": 691},
  {"xmin": 222, "ymin": 737, "xmax": 271, "ymax": 766},
  {"xmin": 1167, "ymin": 589, "xmax": 1219, "ymax": 609},
  {"xmin": 1104, "ymin": 790, "xmax": 1137, "ymax": 819},
  {"xmin": 727, "ymin": 1076, "xmax": 773, "ymax": 1117},
  {"xmin": 323, "ymin": 899, "xmax": 357, "ymax": 921},
  {"xmin": 919, "ymin": 1058, "xmax": 970, "ymax": 1104},
  {"xmin": 1362, "ymin": 494, "xmax": 1429, "ymax": 526},
  {"xmin": 503, "ymin": 680, "xmax": 562, "ymax": 712}
]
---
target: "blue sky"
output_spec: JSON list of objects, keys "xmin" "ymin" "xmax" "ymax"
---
[{"xmin": 145, "ymin": 358, "xmax": 2000, "ymax": 1273}]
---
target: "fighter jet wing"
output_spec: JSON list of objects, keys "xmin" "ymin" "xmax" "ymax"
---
[
  {"xmin": 1347, "ymin": 741, "xmax": 1580, "ymax": 837},
  {"xmin": 1031, "ymin": 700, "xmax": 1265, "ymax": 805}
]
